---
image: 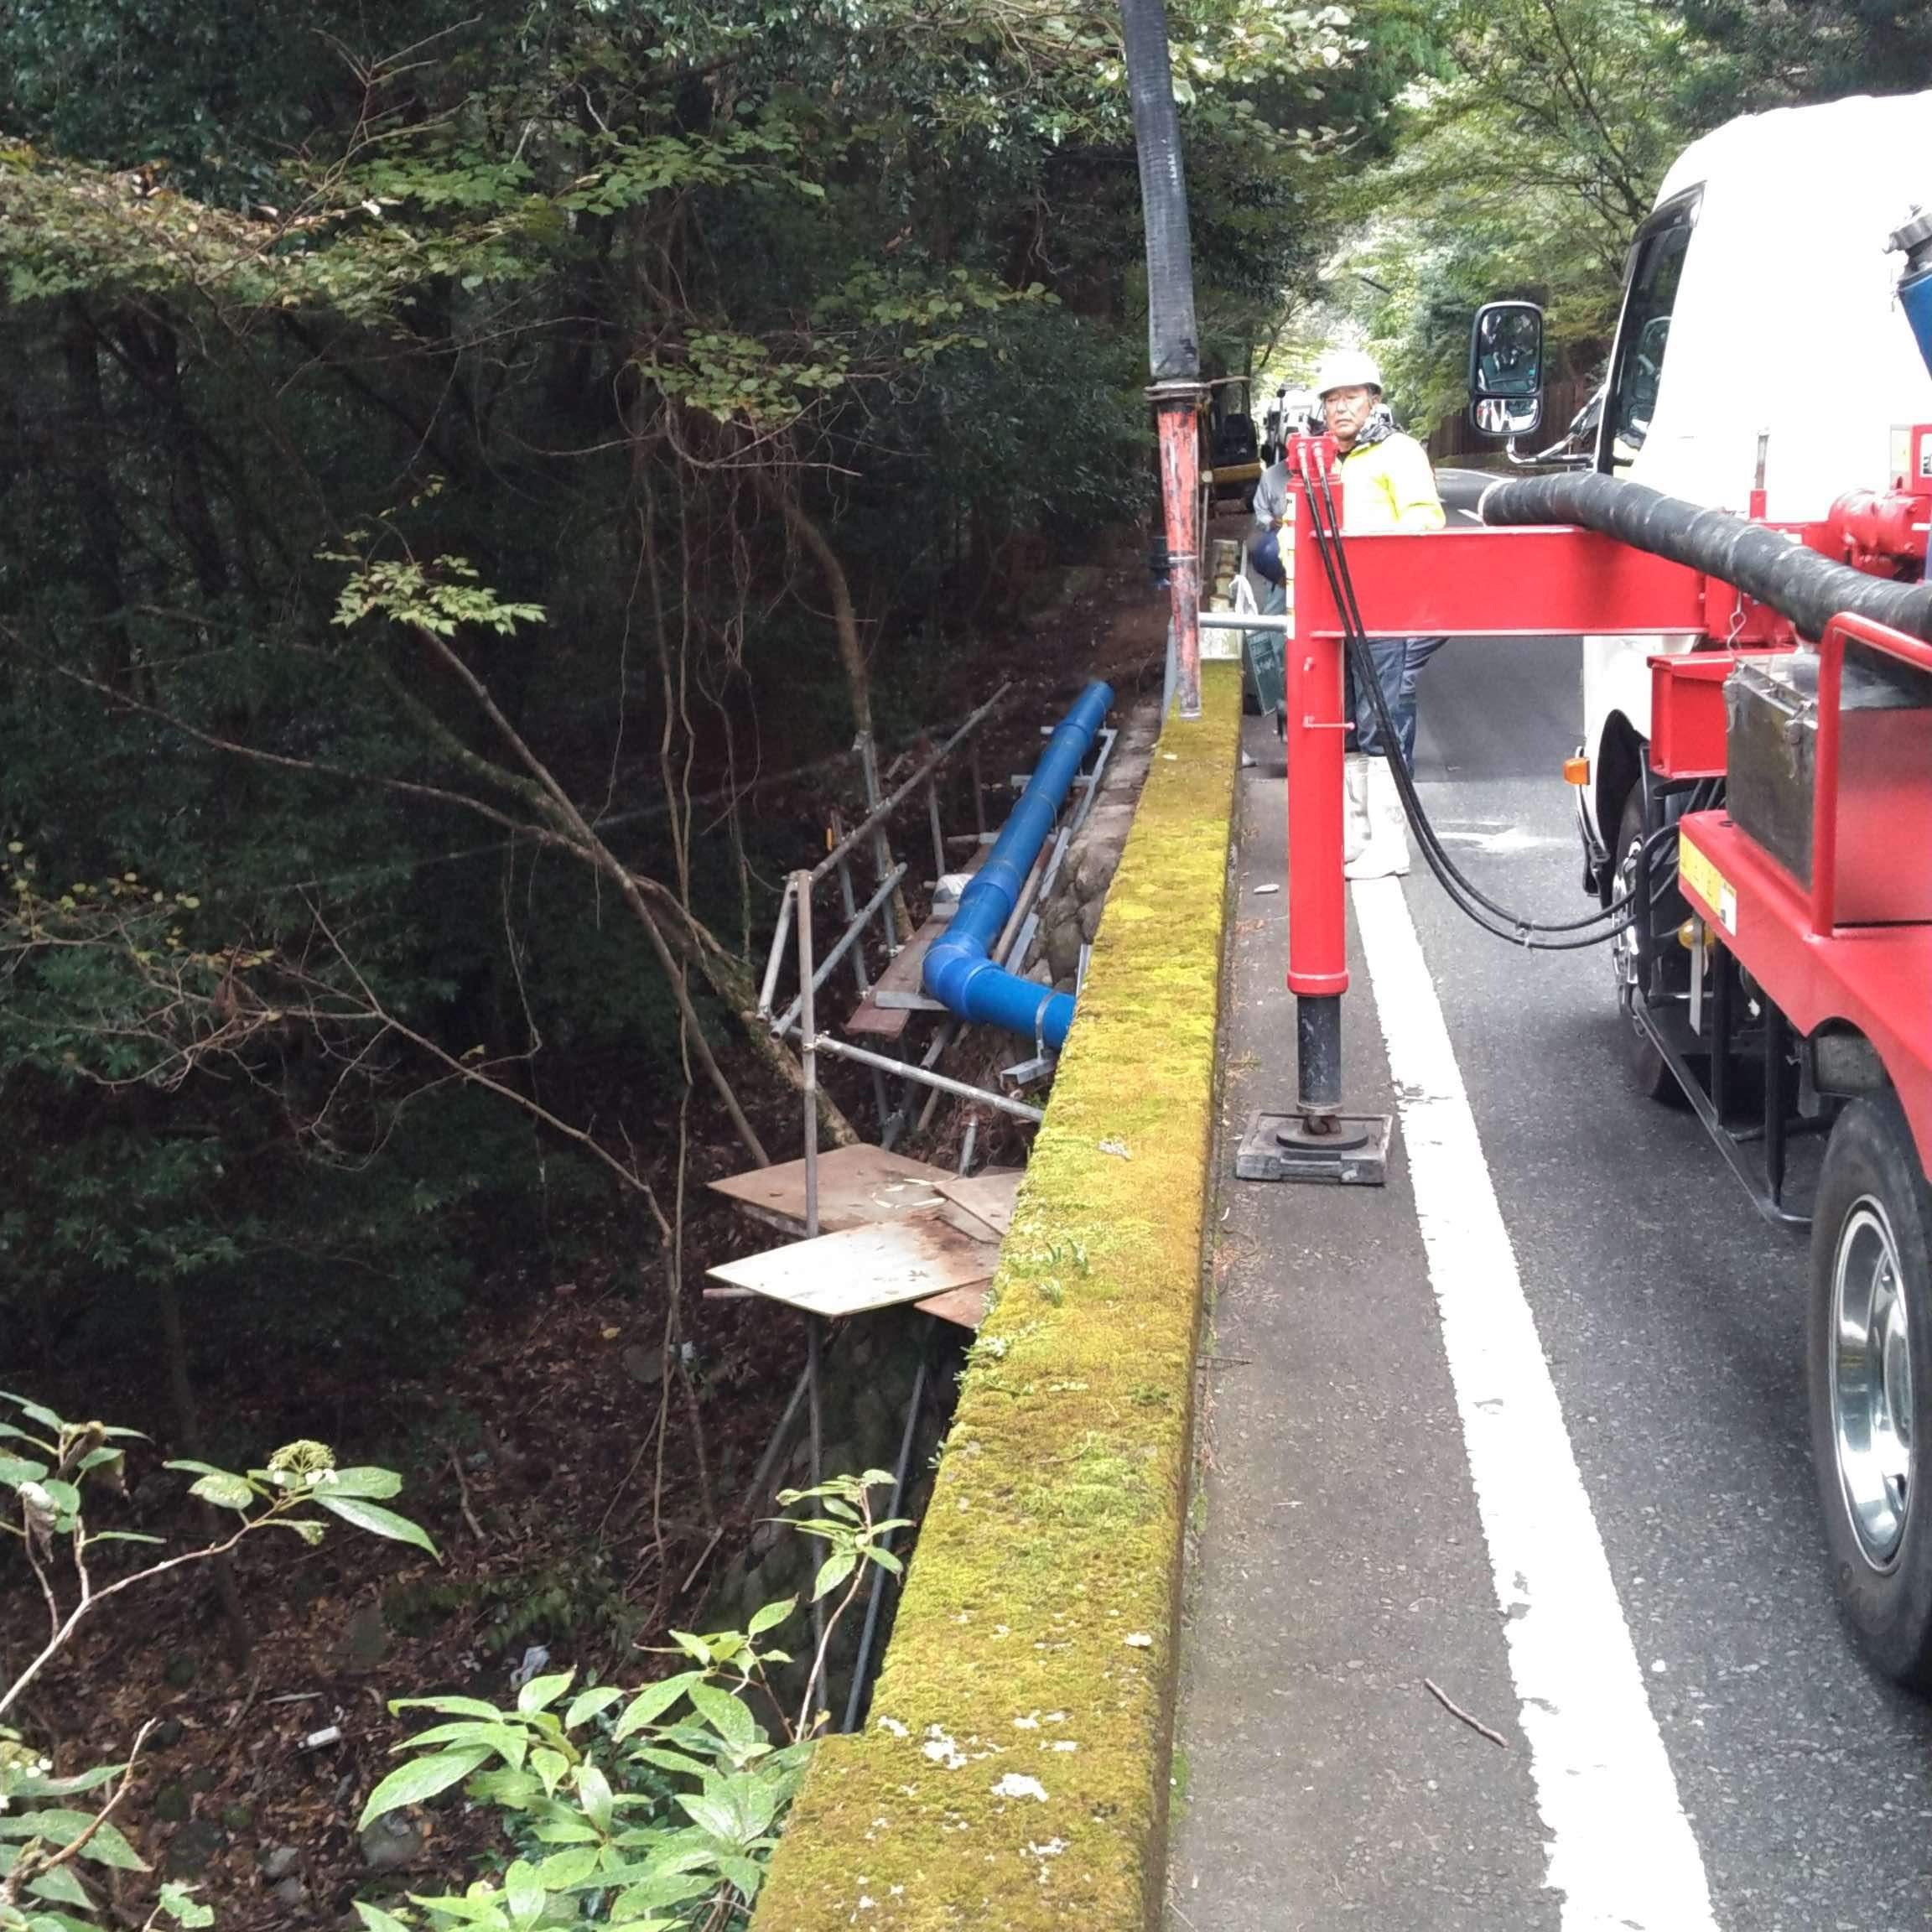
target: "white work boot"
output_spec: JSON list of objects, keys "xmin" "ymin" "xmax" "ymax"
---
[
  {"xmin": 1346, "ymin": 756, "xmax": 1410, "ymax": 880},
  {"xmin": 1343, "ymin": 754, "xmax": 1372, "ymax": 867}
]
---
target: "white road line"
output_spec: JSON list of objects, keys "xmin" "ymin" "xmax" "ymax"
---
[{"xmin": 1351, "ymin": 873, "xmax": 1719, "ymax": 1932}]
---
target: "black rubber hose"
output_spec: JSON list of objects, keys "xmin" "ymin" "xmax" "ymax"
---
[
  {"xmin": 1480, "ymin": 470, "xmax": 1932, "ymax": 644},
  {"xmin": 1298, "ymin": 470, "xmax": 1630, "ymax": 949},
  {"xmin": 1118, "ymin": 0, "xmax": 1200, "ymax": 382}
]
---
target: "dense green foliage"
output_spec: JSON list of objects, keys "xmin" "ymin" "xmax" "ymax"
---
[
  {"xmin": 1336, "ymin": 0, "xmax": 1925, "ymax": 435},
  {"xmin": 0, "ymin": 0, "xmax": 1408, "ymax": 1440}
]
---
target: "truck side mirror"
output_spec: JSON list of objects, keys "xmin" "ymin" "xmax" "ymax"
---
[{"xmin": 1468, "ymin": 299, "xmax": 1545, "ymax": 437}]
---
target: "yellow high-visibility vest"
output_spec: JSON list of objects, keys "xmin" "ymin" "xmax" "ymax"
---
[{"xmin": 1339, "ymin": 433, "xmax": 1446, "ymax": 534}]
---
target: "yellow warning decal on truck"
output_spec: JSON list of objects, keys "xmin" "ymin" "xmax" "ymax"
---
[{"xmin": 1679, "ymin": 832, "xmax": 1737, "ymax": 935}]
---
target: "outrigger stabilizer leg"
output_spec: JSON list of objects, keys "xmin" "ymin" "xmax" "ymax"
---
[{"xmin": 1234, "ymin": 434, "xmax": 1392, "ymax": 1186}]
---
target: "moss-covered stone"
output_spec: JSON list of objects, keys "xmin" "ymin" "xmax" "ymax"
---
[{"xmin": 752, "ymin": 666, "xmax": 1241, "ymax": 1931}]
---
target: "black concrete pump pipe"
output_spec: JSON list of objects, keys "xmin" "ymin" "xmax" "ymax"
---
[
  {"xmin": 1118, "ymin": 0, "xmax": 1199, "ymax": 382},
  {"xmin": 1481, "ymin": 470, "xmax": 1932, "ymax": 644}
]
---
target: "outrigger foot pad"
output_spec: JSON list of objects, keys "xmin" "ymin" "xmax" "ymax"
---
[{"xmin": 1236, "ymin": 1109, "xmax": 1392, "ymax": 1186}]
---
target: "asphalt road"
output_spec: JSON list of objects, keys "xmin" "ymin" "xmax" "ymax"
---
[{"xmin": 1168, "ymin": 599, "xmax": 1932, "ymax": 1925}]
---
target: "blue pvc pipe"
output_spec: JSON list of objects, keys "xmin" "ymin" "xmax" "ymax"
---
[
  {"xmin": 922, "ymin": 680, "xmax": 1114, "ymax": 1049},
  {"xmin": 1902, "ymin": 265, "xmax": 1932, "ymax": 388}
]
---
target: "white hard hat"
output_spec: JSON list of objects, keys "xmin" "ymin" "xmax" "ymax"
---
[{"xmin": 1314, "ymin": 348, "xmax": 1384, "ymax": 397}]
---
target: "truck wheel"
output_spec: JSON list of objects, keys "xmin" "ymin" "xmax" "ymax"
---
[
  {"xmin": 1810, "ymin": 1093, "xmax": 1932, "ymax": 1688},
  {"xmin": 1610, "ymin": 789, "xmax": 1684, "ymax": 1104}
]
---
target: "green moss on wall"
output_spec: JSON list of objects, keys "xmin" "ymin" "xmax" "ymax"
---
[{"xmin": 752, "ymin": 664, "xmax": 1241, "ymax": 1931}]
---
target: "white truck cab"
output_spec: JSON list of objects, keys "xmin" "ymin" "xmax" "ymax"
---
[{"xmin": 1575, "ymin": 89, "xmax": 1932, "ymax": 875}]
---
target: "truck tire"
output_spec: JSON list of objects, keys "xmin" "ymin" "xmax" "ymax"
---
[
  {"xmin": 1611, "ymin": 788, "xmax": 1685, "ymax": 1105},
  {"xmin": 1809, "ymin": 1093, "xmax": 1932, "ymax": 1688}
]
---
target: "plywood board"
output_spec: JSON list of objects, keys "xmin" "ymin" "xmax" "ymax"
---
[
  {"xmin": 707, "ymin": 1145, "xmax": 951, "ymax": 1238},
  {"xmin": 931, "ymin": 1170, "xmax": 1021, "ymax": 1239},
  {"xmin": 844, "ymin": 916, "xmax": 945, "ymax": 1037},
  {"xmin": 917, "ymin": 1284, "xmax": 991, "ymax": 1330},
  {"xmin": 706, "ymin": 1213, "xmax": 998, "ymax": 1317}
]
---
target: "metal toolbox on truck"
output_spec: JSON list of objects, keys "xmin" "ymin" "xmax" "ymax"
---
[{"xmin": 1725, "ymin": 648, "xmax": 1932, "ymax": 922}]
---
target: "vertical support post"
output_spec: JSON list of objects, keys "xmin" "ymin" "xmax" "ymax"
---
[
  {"xmin": 1151, "ymin": 387, "xmax": 1205, "ymax": 720},
  {"xmin": 839, "ymin": 1353, "xmax": 928, "ymax": 1734},
  {"xmin": 1284, "ymin": 470, "xmax": 1349, "ymax": 1054},
  {"xmin": 1233, "ymin": 435, "xmax": 1386, "ymax": 1186},
  {"xmin": 854, "ymin": 734, "xmax": 900, "ymax": 949},
  {"xmin": 796, "ymin": 869, "xmax": 821, "ymax": 1241},
  {"xmin": 969, "ymin": 743, "xmax": 988, "ymax": 839},
  {"xmin": 927, "ymin": 776, "xmax": 947, "ymax": 883},
  {"xmin": 830, "ymin": 826, "xmax": 891, "ymax": 1131},
  {"xmin": 1296, "ymin": 999, "xmax": 1342, "ymax": 1119},
  {"xmin": 796, "ymin": 865, "xmax": 826, "ymax": 1664}
]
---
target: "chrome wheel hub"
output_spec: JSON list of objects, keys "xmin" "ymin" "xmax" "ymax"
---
[{"xmin": 1832, "ymin": 1198, "xmax": 1914, "ymax": 1566}]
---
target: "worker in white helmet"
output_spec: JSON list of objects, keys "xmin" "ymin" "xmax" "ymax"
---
[{"xmin": 1309, "ymin": 346, "xmax": 1446, "ymax": 879}]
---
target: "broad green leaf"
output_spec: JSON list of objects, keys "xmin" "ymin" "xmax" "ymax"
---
[
  {"xmin": 514, "ymin": 1670, "xmax": 574, "ymax": 1716},
  {"xmin": 574, "ymin": 1761, "xmax": 613, "ymax": 1835},
  {"xmin": 687, "ymin": 1683, "xmax": 761, "ymax": 1758},
  {"xmin": 745, "ymin": 1597, "xmax": 795, "ymax": 1638},
  {"xmin": 391, "ymin": 1696, "xmax": 509, "ymax": 1719},
  {"xmin": 358, "ymin": 1746, "xmax": 491, "ymax": 1828},
  {"xmin": 675, "ymin": 1794, "xmax": 739, "ymax": 1843},
  {"xmin": 610, "ymin": 1672, "xmax": 702, "ymax": 1741},
  {"xmin": 389, "ymin": 1721, "xmax": 526, "ymax": 1768},
  {"xmin": 812, "ymin": 1550, "xmax": 857, "ymax": 1602},
  {"xmin": 353, "ymin": 1906, "xmax": 415, "ymax": 1932},
  {"xmin": 529, "ymin": 1815, "xmax": 600, "ymax": 1846},
  {"xmin": 321, "ymin": 1466, "xmax": 404, "ymax": 1499},
  {"xmin": 530, "ymin": 1748, "xmax": 569, "ymax": 1798},
  {"xmin": 0, "ymin": 1393, "xmax": 66, "ymax": 1431},
  {"xmin": 626, "ymin": 1746, "xmax": 710, "ymax": 1779},
  {"xmin": 0, "ymin": 1452, "xmax": 50, "ymax": 1486},
  {"xmin": 161, "ymin": 1460, "xmax": 229, "ymax": 1478},
  {"xmin": 188, "ymin": 1472, "xmax": 255, "ymax": 1512},
  {"xmin": 564, "ymin": 1685, "xmax": 624, "ymax": 1727},
  {"xmin": 396, "ymin": 1895, "xmax": 501, "ymax": 1927},
  {"xmin": 314, "ymin": 1493, "xmax": 438, "ymax": 1556},
  {"xmin": 533, "ymin": 1846, "xmax": 600, "ymax": 1889},
  {"xmin": 26, "ymin": 1864, "xmax": 93, "ymax": 1908},
  {"xmin": 0, "ymin": 1810, "xmax": 101, "ymax": 1846},
  {"xmin": 503, "ymin": 1859, "xmax": 543, "ymax": 1929},
  {"xmin": 715, "ymin": 1850, "xmax": 768, "ymax": 1897},
  {"xmin": 10, "ymin": 1764, "xmax": 124, "ymax": 1800},
  {"xmin": 77, "ymin": 1817, "xmax": 148, "ymax": 1871}
]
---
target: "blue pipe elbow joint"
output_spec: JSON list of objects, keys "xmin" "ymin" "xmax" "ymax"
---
[{"xmin": 922, "ymin": 681, "xmax": 1114, "ymax": 1050}]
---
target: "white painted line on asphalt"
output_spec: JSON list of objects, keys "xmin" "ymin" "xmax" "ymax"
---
[{"xmin": 1351, "ymin": 874, "xmax": 1718, "ymax": 1932}]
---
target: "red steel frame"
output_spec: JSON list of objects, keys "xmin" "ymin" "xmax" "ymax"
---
[
  {"xmin": 1675, "ymin": 615, "xmax": 1932, "ymax": 1172},
  {"xmin": 1284, "ymin": 433, "xmax": 1720, "ymax": 1005},
  {"xmin": 1274, "ymin": 432, "xmax": 1932, "ymax": 1178}
]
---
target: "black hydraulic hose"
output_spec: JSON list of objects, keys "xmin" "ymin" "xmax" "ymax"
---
[
  {"xmin": 1480, "ymin": 470, "xmax": 1932, "ymax": 644},
  {"xmin": 1299, "ymin": 470, "xmax": 1632, "ymax": 950},
  {"xmin": 1118, "ymin": 0, "xmax": 1200, "ymax": 382}
]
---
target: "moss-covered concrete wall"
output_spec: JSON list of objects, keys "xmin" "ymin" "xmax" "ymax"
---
[{"xmin": 752, "ymin": 662, "xmax": 1241, "ymax": 1931}]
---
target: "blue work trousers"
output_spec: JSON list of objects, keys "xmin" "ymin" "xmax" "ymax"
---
[{"xmin": 1350, "ymin": 636, "xmax": 1446, "ymax": 770}]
